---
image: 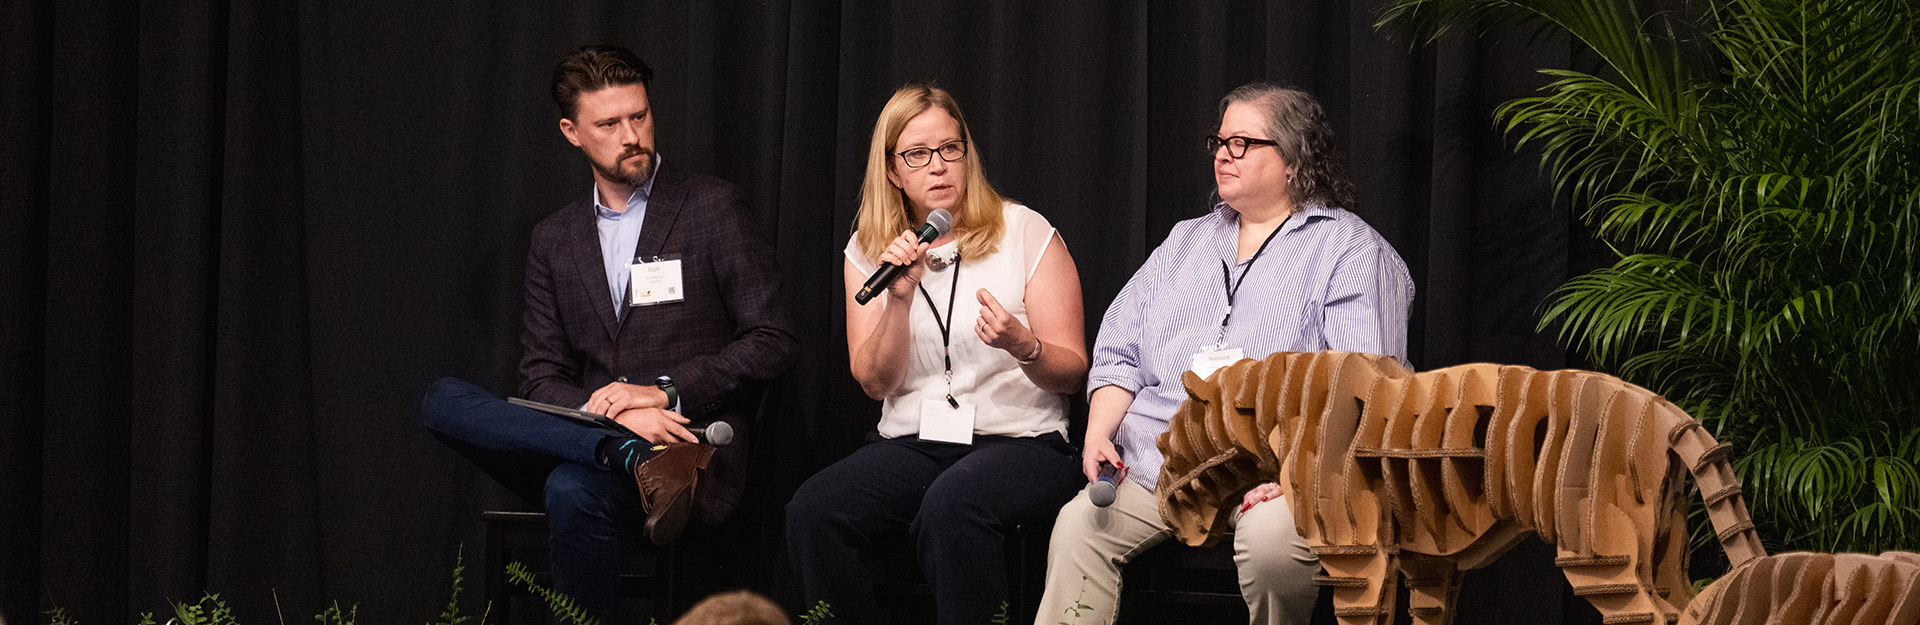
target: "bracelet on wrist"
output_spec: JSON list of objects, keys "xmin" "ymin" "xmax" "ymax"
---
[{"xmin": 1015, "ymin": 338, "xmax": 1044, "ymax": 365}]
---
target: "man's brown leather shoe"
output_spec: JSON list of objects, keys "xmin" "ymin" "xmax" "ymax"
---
[{"xmin": 633, "ymin": 442, "xmax": 714, "ymax": 545}]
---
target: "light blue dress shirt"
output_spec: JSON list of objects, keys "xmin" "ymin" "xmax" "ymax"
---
[
  {"xmin": 593, "ymin": 156, "xmax": 660, "ymax": 320},
  {"xmin": 1089, "ymin": 201, "xmax": 1415, "ymax": 489},
  {"xmin": 583, "ymin": 157, "xmax": 678, "ymax": 412}
]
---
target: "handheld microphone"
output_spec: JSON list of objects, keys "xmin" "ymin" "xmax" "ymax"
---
[
  {"xmin": 1090, "ymin": 460, "xmax": 1122, "ymax": 507},
  {"xmin": 692, "ymin": 421, "xmax": 734, "ymax": 447},
  {"xmin": 855, "ymin": 209, "xmax": 954, "ymax": 305}
]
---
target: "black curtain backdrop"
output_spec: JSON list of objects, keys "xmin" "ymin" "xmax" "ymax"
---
[{"xmin": 2, "ymin": 1, "xmax": 1610, "ymax": 623}]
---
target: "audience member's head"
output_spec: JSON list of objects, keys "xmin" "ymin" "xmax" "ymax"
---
[{"xmin": 671, "ymin": 590, "xmax": 791, "ymax": 625}]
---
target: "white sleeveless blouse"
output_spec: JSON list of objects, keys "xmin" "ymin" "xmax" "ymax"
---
[{"xmin": 844, "ymin": 203, "xmax": 1069, "ymax": 439}]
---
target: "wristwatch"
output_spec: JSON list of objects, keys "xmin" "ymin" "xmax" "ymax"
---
[{"xmin": 655, "ymin": 375, "xmax": 678, "ymax": 412}]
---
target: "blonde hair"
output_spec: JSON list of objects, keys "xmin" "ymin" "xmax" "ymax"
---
[
  {"xmin": 670, "ymin": 590, "xmax": 790, "ymax": 625},
  {"xmin": 853, "ymin": 84, "xmax": 1008, "ymax": 264}
]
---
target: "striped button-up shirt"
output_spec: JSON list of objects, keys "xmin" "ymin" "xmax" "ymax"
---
[{"xmin": 1090, "ymin": 201, "xmax": 1415, "ymax": 489}]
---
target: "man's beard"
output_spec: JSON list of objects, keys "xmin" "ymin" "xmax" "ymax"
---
[{"xmin": 593, "ymin": 147, "xmax": 654, "ymax": 186}]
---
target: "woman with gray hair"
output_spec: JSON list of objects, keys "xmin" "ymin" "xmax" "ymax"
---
[{"xmin": 1035, "ymin": 83, "xmax": 1415, "ymax": 625}]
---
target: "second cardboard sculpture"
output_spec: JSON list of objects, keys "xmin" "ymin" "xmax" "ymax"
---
[
  {"xmin": 1155, "ymin": 351, "xmax": 1766, "ymax": 625},
  {"xmin": 1680, "ymin": 550, "xmax": 1920, "ymax": 625}
]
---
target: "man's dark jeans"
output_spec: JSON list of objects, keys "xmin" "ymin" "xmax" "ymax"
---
[{"xmin": 421, "ymin": 377, "xmax": 636, "ymax": 620}]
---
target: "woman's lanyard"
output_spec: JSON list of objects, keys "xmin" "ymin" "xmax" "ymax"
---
[
  {"xmin": 1215, "ymin": 218, "xmax": 1287, "ymax": 349},
  {"xmin": 917, "ymin": 254, "xmax": 962, "ymax": 408}
]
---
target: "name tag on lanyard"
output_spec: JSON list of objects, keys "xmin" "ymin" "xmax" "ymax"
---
[
  {"xmin": 627, "ymin": 256, "xmax": 684, "ymax": 306},
  {"xmin": 919, "ymin": 398, "xmax": 976, "ymax": 445},
  {"xmin": 915, "ymin": 251, "xmax": 972, "ymax": 444},
  {"xmin": 1197, "ymin": 218, "xmax": 1284, "ymax": 380},
  {"xmin": 1191, "ymin": 346, "xmax": 1245, "ymax": 380}
]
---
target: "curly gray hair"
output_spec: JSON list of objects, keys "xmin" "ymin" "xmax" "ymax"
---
[{"xmin": 1217, "ymin": 83, "xmax": 1357, "ymax": 210}]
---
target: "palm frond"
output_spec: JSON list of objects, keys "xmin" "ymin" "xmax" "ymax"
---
[{"xmin": 1384, "ymin": 0, "xmax": 1920, "ymax": 553}]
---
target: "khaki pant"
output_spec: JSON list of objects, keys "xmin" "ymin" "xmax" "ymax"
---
[{"xmin": 1034, "ymin": 479, "xmax": 1319, "ymax": 625}]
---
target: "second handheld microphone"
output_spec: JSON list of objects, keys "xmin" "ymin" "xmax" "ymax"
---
[
  {"xmin": 854, "ymin": 208, "xmax": 954, "ymax": 305},
  {"xmin": 1089, "ymin": 460, "xmax": 1123, "ymax": 507},
  {"xmin": 1090, "ymin": 444, "xmax": 1127, "ymax": 507}
]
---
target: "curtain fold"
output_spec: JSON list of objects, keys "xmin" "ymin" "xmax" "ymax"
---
[{"xmin": 2, "ymin": 1, "xmax": 1598, "ymax": 622}]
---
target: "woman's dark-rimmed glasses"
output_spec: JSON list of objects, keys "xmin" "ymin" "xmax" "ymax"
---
[
  {"xmin": 1205, "ymin": 135, "xmax": 1279, "ymax": 159},
  {"xmin": 898, "ymin": 140, "xmax": 968, "ymax": 168}
]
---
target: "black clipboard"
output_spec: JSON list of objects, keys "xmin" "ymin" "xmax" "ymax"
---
[{"xmin": 508, "ymin": 397, "xmax": 640, "ymax": 438}]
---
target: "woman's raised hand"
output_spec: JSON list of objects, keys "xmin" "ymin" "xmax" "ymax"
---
[
  {"xmin": 974, "ymin": 289, "xmax": 1036, "ymax": 356},
  {"xmin": 877, "ymin": 229, "xmax": 933, "ymax": 300}
]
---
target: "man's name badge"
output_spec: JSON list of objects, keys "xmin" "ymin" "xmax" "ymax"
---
[
  {"xmin": 918, "ymin": 397, "xmax": 976, "ymax": 445},
  {"xmin": 627, "ymin": 257, "xmax": 685, "ymax": 306},
  {"xmin": 1190, "ymin": 347, "xmax": 1246, "ymax": 380}
]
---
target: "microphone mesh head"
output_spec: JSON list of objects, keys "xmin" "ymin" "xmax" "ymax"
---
[
  {"xmin": 927, "ymin": 209, "xmax": 954, "ymax": 236},
  {"xmin": 1090, "ymin": 480, "xmax": 1117, "ymax": 507},
  {"xmin": 704, "ymin": 421, "xmax": 735, "ymax": 446}
]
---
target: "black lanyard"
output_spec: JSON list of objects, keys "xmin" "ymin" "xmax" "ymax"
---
[
  {"xmin": 1215, "ymin": 217, "xmax": 1287, "ymax": 347},
  {"xmin": 917, "ymin": 254, "xmax": 962, "ymax": 408}
]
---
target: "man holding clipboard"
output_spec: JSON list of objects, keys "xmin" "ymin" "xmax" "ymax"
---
[{"xmin": 421, "ymin": 44, "xmax": 795, "ymax": 622}]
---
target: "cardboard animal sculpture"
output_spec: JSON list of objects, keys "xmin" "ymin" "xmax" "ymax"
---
[
  {"xmin": 1155, "ymin": 351, "xmax": 1766, "ymax": 625},
  {"xmin": 1678, "ymin": 551, "xmax": 1920, "ymax": 625}
]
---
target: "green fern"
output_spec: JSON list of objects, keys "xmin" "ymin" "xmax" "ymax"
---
[
  {"xmin": 796, "ymin": 600, "xmax": 835, "ymax": 625},
  {"xmin": 43, "ymin": 554, "xmax": 495, "ymax": 625},
  {"xmin": 1054, "ymin": 576, "xmax": 1095, "ymax": 625},
  {"xmin": 429, "ymin": 548, "xmax": 485, "ymax": 625},
  {"xmin": 174, "ymin": 600, "xmax": 205, "ymax": 625},
  {"xmin": 314, "ymin": 601, "xmax": 356, "ymax": 625},
  {"xmin": 43, "ymin": 607, "xmax": 78, "ymax": 625},
  {"xmin": 174, "ymin": 594, "xmax": 241, "ymax": 625},
  {"xmin": 503, "ymin": 562, "xmax": 600, "ymax": 625},
  {"xmin": 174, "ymin": 593, "xmax": 240, "ymax": 625}
]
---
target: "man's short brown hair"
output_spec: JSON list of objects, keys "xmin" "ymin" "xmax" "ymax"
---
[{"xmin": 551, "ymin": 44, "xmax": 654, "ymax": 121}]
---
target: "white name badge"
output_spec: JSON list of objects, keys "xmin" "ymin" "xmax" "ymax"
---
[
  {"xmin": 918, "ymin": 398, "xmax": 976, "ymax": 445},
  {"xmin": 627, "ymin": 258, "xmax": 685, "ymax": 306},
  {"xmin": 1190, "ymin": 347, "xmax": 1246, "ymax": 380}
]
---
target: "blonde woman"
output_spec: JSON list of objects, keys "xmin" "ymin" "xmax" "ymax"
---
[{"xmin": 786, "ymin": 84, "xmax": 1087, "ymax": 625}]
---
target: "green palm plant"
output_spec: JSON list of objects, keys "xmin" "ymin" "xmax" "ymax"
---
[{"xmin": 1378, "ymin": 0, "xmax": 1920, "ymax": 554}]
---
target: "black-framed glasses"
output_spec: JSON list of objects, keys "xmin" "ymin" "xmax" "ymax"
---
[
  {"xmin": 1206, "ymin": 135, "xmax": 1279, "ymax": 159},
  {"xmin": 897, "ymin": 140, "xmax": 968, "ymax": 168}
]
